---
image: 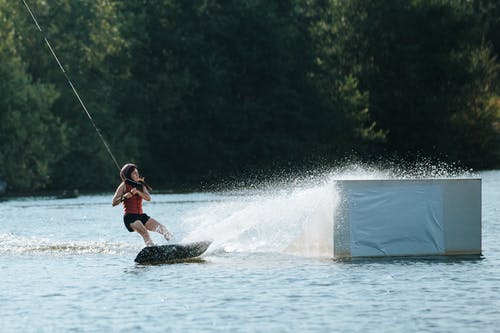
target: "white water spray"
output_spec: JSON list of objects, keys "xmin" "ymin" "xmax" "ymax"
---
[{"xmin": 181, "ymin": 167, "xmax": 395, "ymax": 257}]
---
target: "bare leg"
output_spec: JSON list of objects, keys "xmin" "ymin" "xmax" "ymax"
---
[
  {"xmin": 145, "ymin": 218, "xmax": 173, "ymax": 241},
  {"xmin": 130, "ymin": 220, "xmax": 154, "ymax": 246}
]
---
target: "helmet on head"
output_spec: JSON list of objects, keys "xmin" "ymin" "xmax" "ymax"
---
[{"xmin": 120, "ymin": 163, "xmax": 137, "ymax": 181}]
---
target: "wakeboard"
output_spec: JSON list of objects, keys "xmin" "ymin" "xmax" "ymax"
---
[{"xmin": 135, "ymin": 240, "xmax": 212, "ymax": 264}]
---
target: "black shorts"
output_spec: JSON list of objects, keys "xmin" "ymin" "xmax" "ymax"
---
[{"xmin": 123, "ymin": 213, "xmax": 151, "ymax": 232}]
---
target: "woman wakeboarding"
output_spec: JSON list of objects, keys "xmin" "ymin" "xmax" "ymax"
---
[{"xmin": 112, "ymin": 163, "xmax": 172, "ymax": 246}]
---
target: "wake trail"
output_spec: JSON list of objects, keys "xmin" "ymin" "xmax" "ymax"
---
[{"xmin": 0, "ymin": 233, "xmax": 136, "ymax": 255}]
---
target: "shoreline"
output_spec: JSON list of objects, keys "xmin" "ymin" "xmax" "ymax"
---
[{"xmin": 0, "ymin": 187, "xmax": 206, "ymax": 200}]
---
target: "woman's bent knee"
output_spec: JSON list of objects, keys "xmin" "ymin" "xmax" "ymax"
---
[{"xmin": 130, "ymin": 221, "xmax": 148, "ymax": 234}]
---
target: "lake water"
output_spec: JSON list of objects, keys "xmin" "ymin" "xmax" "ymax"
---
[{"xmin": 1, "ymin": 169, "xmax": 499, "ymax": 332}]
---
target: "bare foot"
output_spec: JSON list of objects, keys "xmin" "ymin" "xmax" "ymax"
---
[{"xmin": 163, "ymin": 230, "xmax": 173, "ymax": 241}]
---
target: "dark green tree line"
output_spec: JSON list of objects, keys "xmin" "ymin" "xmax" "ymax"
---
[
  {"xmin": 116, "ymin": 0, "xmax": 382, "ymax": 186},
  {"xmin": 329, "ymin": 0, "xmax": 499, "ymax": 167},
  {"xmin": 0, "ymin": 2, "xmax": 66, "ymax": 190},
  {"xmin": 0, "ymin": 0, "xmax": 498, "ymax": 192}
]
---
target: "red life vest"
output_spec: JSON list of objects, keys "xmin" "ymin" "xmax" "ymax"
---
[{"xmin": 123, "ymin": 183, "xmax": 143, "ymax": 214}]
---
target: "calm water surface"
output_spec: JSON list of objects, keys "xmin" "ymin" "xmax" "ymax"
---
[{"xmin": 1, "ymin": 170, "xmax": 499, "ymax": 332}]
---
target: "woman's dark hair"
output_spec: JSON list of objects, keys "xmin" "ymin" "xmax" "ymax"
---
[
  {"xmin": 119, "ymin": 163, "xmax": 151, "ymax": 191},
  {"xmin": 120, "ymin": 163, "xmax": 137, "ymax": 181}
]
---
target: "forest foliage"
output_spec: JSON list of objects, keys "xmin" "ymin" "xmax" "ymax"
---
[{"xmin": 0, "ymin": 0, "xmax": 499, "ymax": 192}]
